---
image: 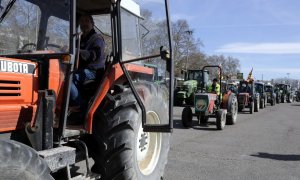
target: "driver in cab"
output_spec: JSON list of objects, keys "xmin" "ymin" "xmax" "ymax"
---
[
  {"xmin": 69, "ymin": 14, "xmax": 105, "ymax": 115},
  {"xmin": 208, "ymin": 78, "xmax": 220, "ymax": 96}
]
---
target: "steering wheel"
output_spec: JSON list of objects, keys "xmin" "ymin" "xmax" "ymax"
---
[
  {"xmin": 21, "ymin": 43, "xmax": 37, "ymax": 52},
  {"xmin": 21, "ymin": 43, "xmax": 62, "ymax": 52}
]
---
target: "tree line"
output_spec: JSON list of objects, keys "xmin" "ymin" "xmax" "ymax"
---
[{"xmin": 171, "ymin": 19, "xmax": 240, "ymax": 78}]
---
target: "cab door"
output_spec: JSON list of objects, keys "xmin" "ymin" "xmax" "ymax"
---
[{"xmin": 117, "ymin": 0, "xmax": 173, "ymax": 132}]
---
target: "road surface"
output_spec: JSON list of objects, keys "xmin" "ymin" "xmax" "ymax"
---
[{"xmin": 164, "ymin": 102, "xmax": 300, "ymax": 180}]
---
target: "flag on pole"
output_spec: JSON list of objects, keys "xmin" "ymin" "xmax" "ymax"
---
[{"xmin": 246, "ymin": 68, "xmax": 254, "ymax": 82}]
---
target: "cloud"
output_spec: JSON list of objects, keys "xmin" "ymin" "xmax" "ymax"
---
[
  {"xmin": 216, "ymin": 42, "xmax": 300, "ymax": 54},
  {"xmin": 242, "ymin": 67, "xmax": 300, "ymax": 73}
]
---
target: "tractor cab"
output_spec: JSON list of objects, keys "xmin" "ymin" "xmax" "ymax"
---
[
  {"xmin": 265, "ymin": 84, "xmax": 276, "ymax": 106},
  {"xmin": 174, "ymin": 69, "xmax": 209, "ymax": 106},
  {"xmin": 183, "ymin": 69, "xmax": 209, "ymax": 89},
  {"xmin": 255, "ymin": 82, "xmax": 267, "ymax": 108},
  {"xmin": 239, "ymin": 81, "xmax": 254, "ymax": 95},
  {"xmin": 237, "ymin": 80, "xmax": 259, "ymax": 113},
  {"xmin": 0, "ymin": 0, "xmax": 174, "ymax": 179}
]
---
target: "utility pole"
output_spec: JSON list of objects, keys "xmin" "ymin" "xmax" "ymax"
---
[{"xmin": 184, "ymin": 30, "xmax": 193, "ymax": 71}]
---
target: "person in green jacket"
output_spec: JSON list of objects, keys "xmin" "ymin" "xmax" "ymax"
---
[{"xmin": 208, "ymin": 78, "xmax": 220, "ymax": 95}]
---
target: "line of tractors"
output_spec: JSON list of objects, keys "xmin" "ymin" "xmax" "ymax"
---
[{"xmin": 175, "ymin": 66, "xmax": 296, "ymax": 130}]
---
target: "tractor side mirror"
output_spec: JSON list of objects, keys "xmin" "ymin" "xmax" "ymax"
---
[
  {"xmin": 160, "ymin": 46, "xmax": 170, "ymax": 61},
  {"xmin": 160, "ymin": 46, "xmax": 171, "ymax": 72}
]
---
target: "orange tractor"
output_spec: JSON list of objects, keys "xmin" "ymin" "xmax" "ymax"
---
[{"xmin": 0, "ymin": 0, "xmax": 173, "ymax": 179}]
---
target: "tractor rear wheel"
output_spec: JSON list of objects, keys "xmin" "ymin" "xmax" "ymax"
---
[
  {"xmin": 182, "ymin": 107, "xmax": 193, "ymax": 128},
  {"xmin": 92, "ymin": 82, "xmax": 170, "ymax": 180},
  {"xmin": 226, "ymin": 96, "xmax": 238, "ymax": 125},
  {"xmin": 0, "ymin": 140, "xmax": 52, "ymax": 180},
  {"xmin": 216, "ymin": 109, "xmax": 227, "ymax": 130}
]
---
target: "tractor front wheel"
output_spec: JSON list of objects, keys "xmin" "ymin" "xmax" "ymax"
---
[
  {"xmin": 92, "ymin": 82, "xmax": 170, "ymax": 180},
  {"xmin": 250, "ymin": 101, "xmax": 254, "ymax": 114},
  {"xmin": 216, "ymin": 109, "xmax": 227, "ymax": 130},
  {"xmin": 254, "ymin": 98, "xmax": 259, "ymax": 112},
  {"xmin": 260, "ymin": 99, "xmax": 264, "ymax": 109},
  {"xmin": 0, "ymin": 140, "xmax": 52, "ymax": 180},
  {"xmin": 182, "ymin": 107, "xmax": 193, "ymax": 128}
]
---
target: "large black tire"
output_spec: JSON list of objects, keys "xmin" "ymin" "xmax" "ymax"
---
[
  {"xmin": 216, "ymin": 109, "xmax": 227, "ymax": 130},
  {"xmin": 226, "ymin": 96, "xmax": 238, "ymax": 125},
  {"xmin": 250, "ymin": 101, "xmax": 254, "ymax": 114},
  {"xmin": 0, "ymin": 140, "xmax": 53, "ymax": 180},
  {"xmin": 182, "ymin": 107, "xmax": 193, "ymax": 128},
  {"xmin": 281, "ymin": 95, "xmax": 285, "ymax": 103},
  {"xmin": 92, "ymin": 82, "xmax": 170, "ymax": 180},
  {"xmin": 254, "ymin": 99, "xmax": 259, "ymax": 112},
  {"xmin": 260, "ymin": 99, "xmax": 264, "ymax": 109}
]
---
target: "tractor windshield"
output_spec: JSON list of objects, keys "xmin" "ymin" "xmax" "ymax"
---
[
  {"xmin": 239, "ymin": 82, "xmax": 252, "ymax": 93},
  {"xmin": 278, "ymin": 84, "xmax": 286, "ymax": 91},
  {"xmin": 0, "ymin": 0, "xmax": 70, "ymax": 55},
  {"xmin": 255, "ymin": 83, "xmax": 264, "ymax": 93},
  {"xmin": 187, "ymin": 70, "xmax": 202, "ymax": 81},
  {"xmin": 265, "ymin": 85, "xmax": 272, "ymax": 92}
]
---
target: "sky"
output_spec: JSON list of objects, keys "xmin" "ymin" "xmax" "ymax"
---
[{"xmin": 170, "ymin": 0, "xmax": 300, "ymax": 80}]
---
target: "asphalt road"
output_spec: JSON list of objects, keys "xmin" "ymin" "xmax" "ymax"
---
[{"xmin": 164, "ymin": 102, "xmax": 300, "ymax": 180}]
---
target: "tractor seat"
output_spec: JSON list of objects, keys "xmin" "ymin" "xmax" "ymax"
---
[{"xmin": 81, "ymin": 68, "xmax": 105, "ymax": 97}]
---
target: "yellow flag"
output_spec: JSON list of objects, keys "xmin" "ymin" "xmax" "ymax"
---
[{"xmin": 246, "ymin": 68, "xmax": 254, "ymax": 82}]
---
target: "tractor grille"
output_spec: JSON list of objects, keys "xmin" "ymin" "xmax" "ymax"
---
[{"xmin": 0, "ymin": 80, "xmax": 21, "ymax": 96}]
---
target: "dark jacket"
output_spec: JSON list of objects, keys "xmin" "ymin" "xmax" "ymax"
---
[{"xmin": 79, "ymin": 29, "xmax": 105, "ymax": 70}]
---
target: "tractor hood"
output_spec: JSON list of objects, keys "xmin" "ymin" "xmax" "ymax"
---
[
  {"xmin": 195, "ymin": 93, "xmax": 217, "ymax": 113},
  {"xmin": 183, "ymin": 80, "xmax": 198, "ymax": 87}
]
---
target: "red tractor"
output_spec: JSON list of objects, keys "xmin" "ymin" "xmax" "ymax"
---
[
  {"xmin": 181, "ymin": 66, "xmax": 238, "ymax": 130},
  {"xmin": 0, "ymin": 0, "xmax": 174, "ymax": 179},
  {"xmin": 237, "ymin": 80, "xmax": 260, "ymax": 114}
]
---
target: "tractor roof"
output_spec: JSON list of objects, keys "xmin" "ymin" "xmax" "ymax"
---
[
  {"xmin": 77, "ymin": 0, "xmax": 111, "ymax": 14},
  {"xmin": 77, "ymin": 0, "xmax": 140, "ymax": 16},
  {"xmin": 255, "ymin": 82, "xmax": 265, "ymax": 85}
]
